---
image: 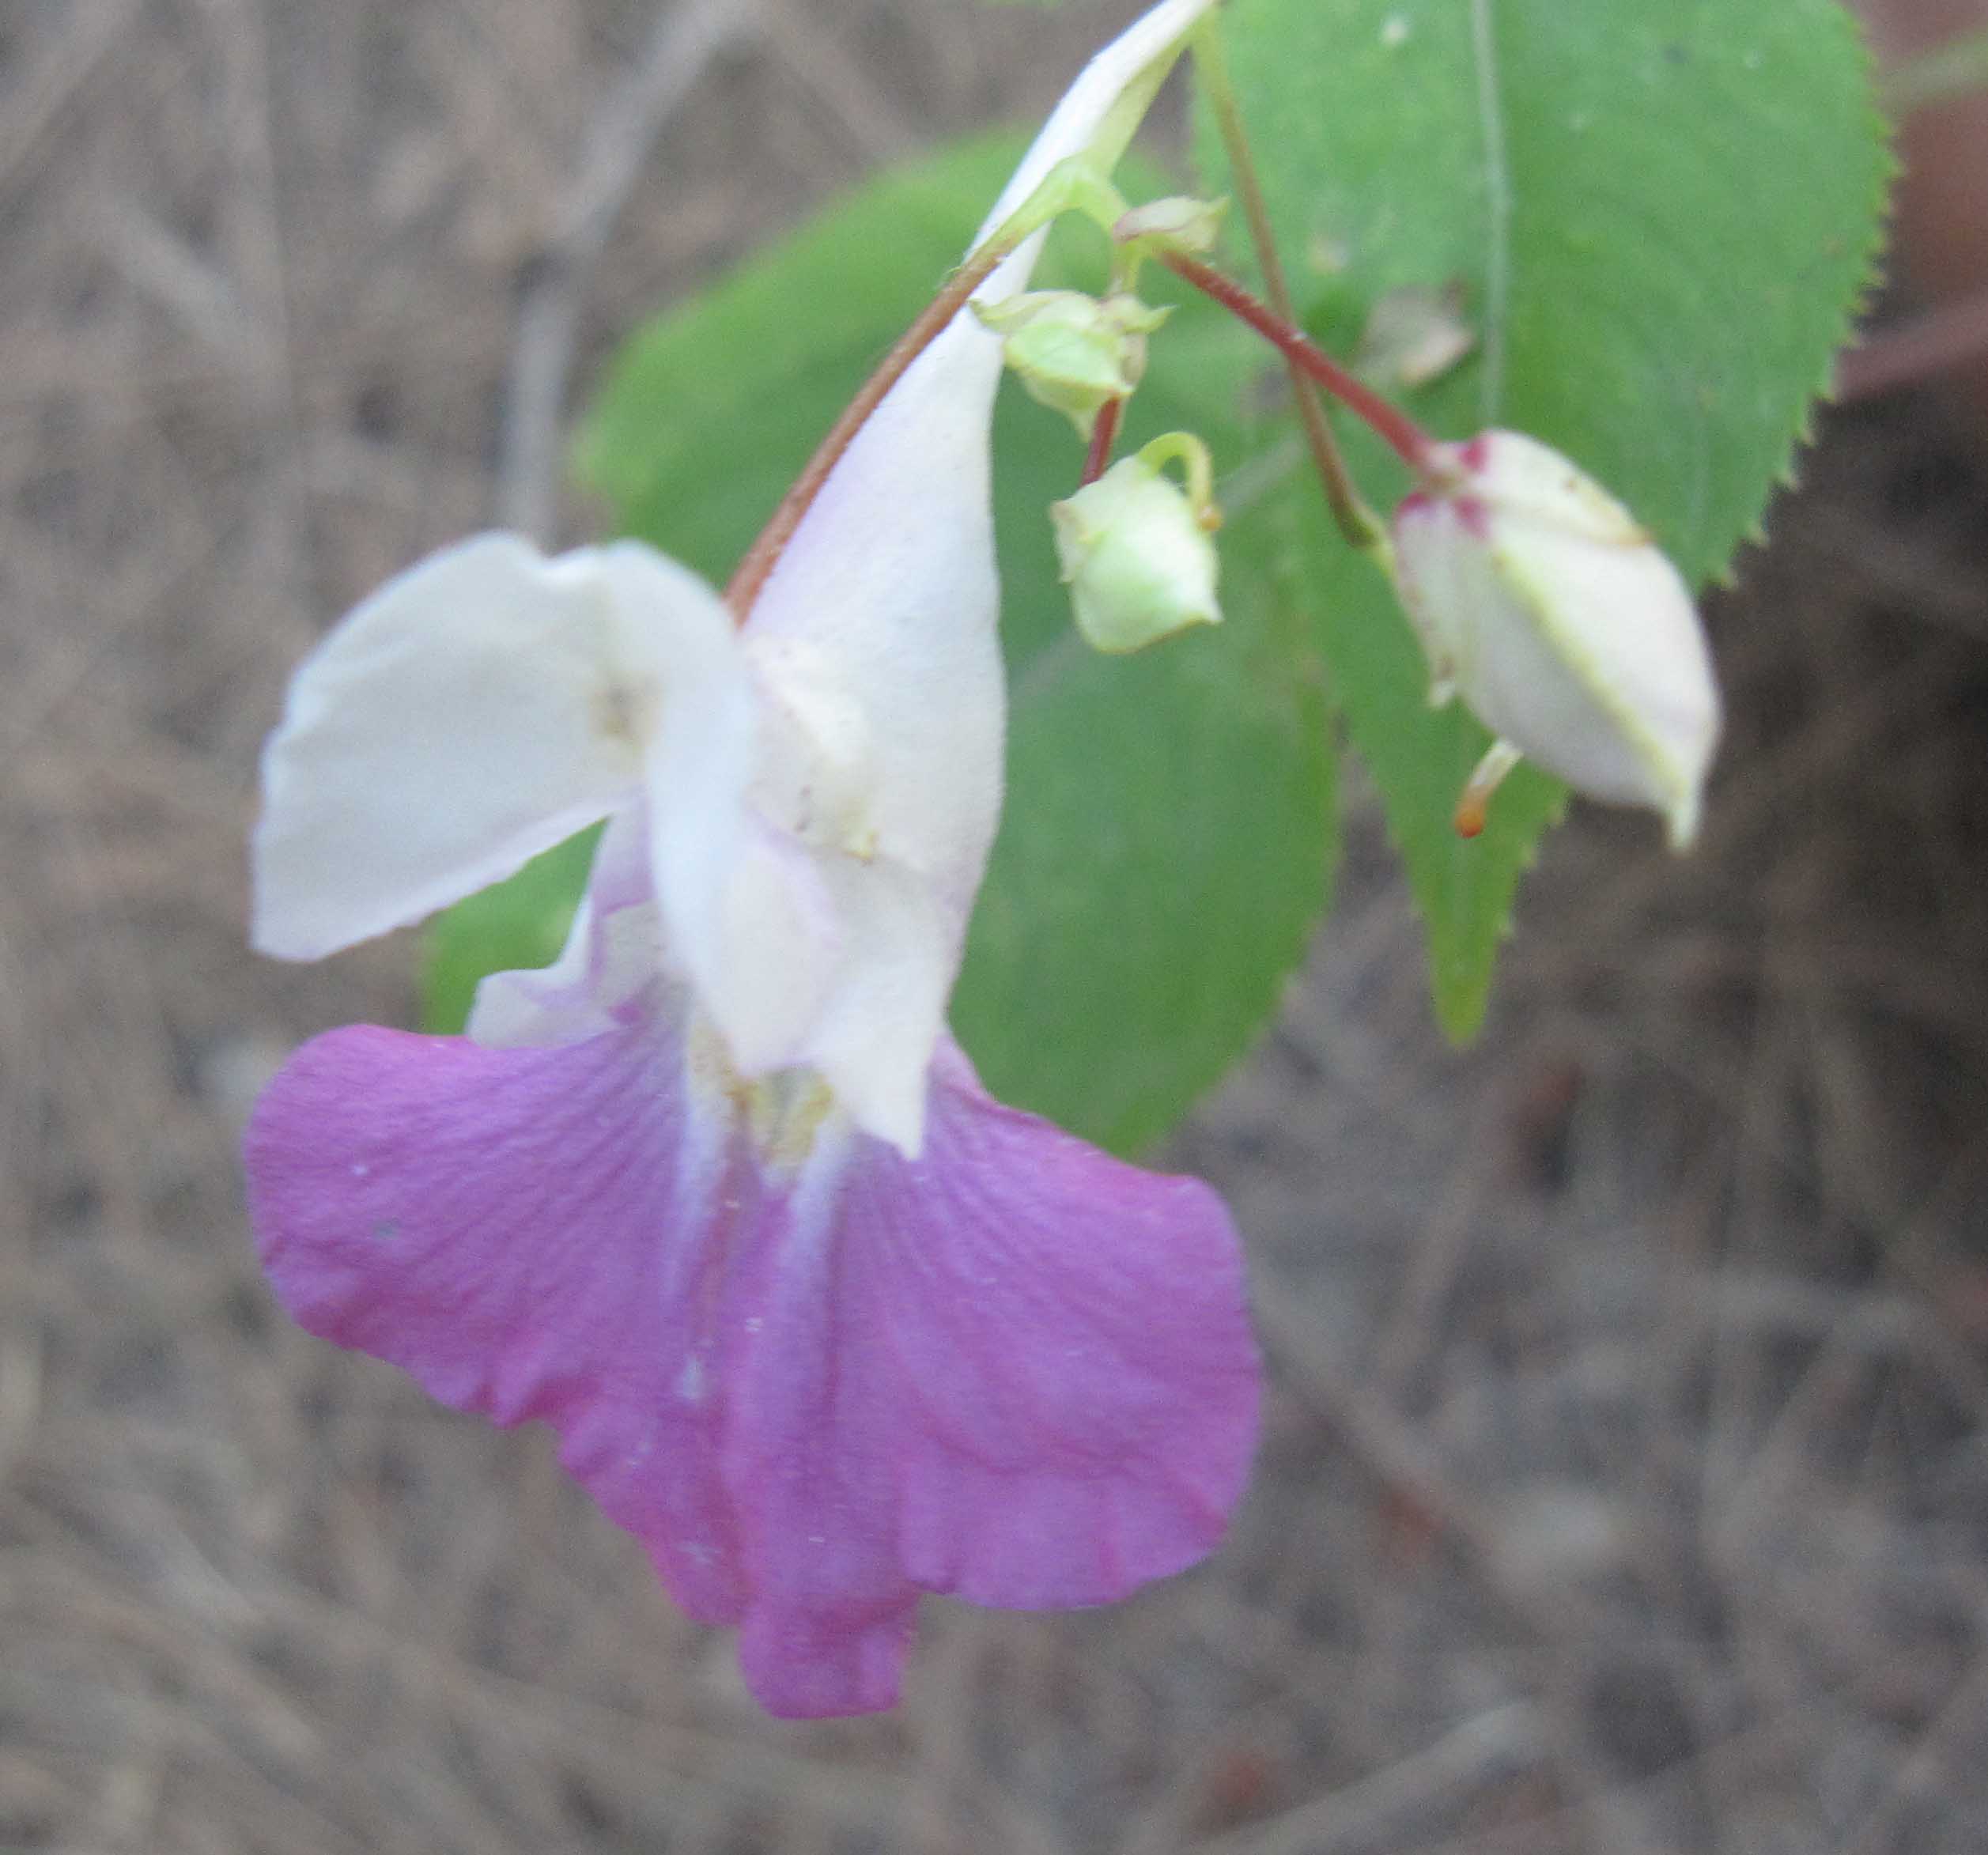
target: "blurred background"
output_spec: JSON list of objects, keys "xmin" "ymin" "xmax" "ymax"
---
[{"xmin": 2, "ymin": 0, "xmax": 1987, "ymax": 1849}]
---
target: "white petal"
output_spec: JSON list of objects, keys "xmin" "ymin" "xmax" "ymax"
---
[
  {"xmin": 972, "ymin": 0, "xmax": 1220, "ymax": 274},
  {"xmin": 713, "ymin": 0, "xmax": 1215, "ymax": 1147},
  {"xmin": 1487, "ymin": 523, "xmax": 1718, "ymax": 835},
  {"xmin": 253, "ymin": 534, "xmax": 739, "ymax": 960},
  {"xmin": 1457, "ymin": 429, "xmax": 1650, "ymax": 545},
  {"xmin": 656, "ymin": 804, "xmax": 842, "ymax": 1080},
  {"xmin": 465, "ymin": 808, "xmax": 666, "ymax": 1048},
  {"xmin": 800, "ymin": 861, "xmax": 958, "ymax": 1157},
  {"xmin": 1468, "ymin": 435, "xmax": 1720, "ymax": 828},
  {"xmin": 464, "ymin": 885, "xmax": 603, "ymax": 1049}
]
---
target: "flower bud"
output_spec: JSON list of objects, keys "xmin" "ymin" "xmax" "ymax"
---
[
  {"xmin": 973, "ymin": 290, "xmax": 1169, "ymax": 440},
  {"xmin": 1390, "ymin": 430, "xmax": 1722, "ymax": 848},
  {"xmin": 1113, "ymin": 193, "xmax": 1229, "ymax": 257},
  {"xmin": 1050, "ymin": 438, "xmax": 1222, "ymax": 654}
]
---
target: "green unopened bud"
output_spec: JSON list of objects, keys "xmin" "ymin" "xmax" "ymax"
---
[
  {"xmin": 1113, "ymin": 193, "xmax": 1230, "ymax": 258},
  {"xmin": 1049, "ymin": 433, "xmax": 1223, "ymax": 654},
  {"xmin": 973, "ymin": 290, "xmax": 1169, "ymax": 440}
]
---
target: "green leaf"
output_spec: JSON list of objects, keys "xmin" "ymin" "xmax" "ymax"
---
[
  {"xmin": 1198, "ymin": 0, "xmax": 1888, "ymax": 1035},
  {"xmin": 421, "ymin": 824, "xmax": 602, "ymax": 1034},
  {"xmin": 956, "ymin": 331, "xmax": 1336, "ymax": 1154},
  {"xmin": 426, "ymin": 132, "xmax": 1335, "ymax": 1151}
]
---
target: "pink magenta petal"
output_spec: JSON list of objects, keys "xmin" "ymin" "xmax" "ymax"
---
[
  {"xmin": 724, "ymin": 1037, "xmax": 1257, "ymax": 1715},
  {"xmin": 244, "ymin": 1005, "xmax": 753, "ymax": 1626},
  {"xmin": 245, "ymin": 1014, "xmax": 1257, "ymax": 1718}
]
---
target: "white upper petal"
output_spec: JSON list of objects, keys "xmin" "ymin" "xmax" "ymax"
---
[
  {"xmin": 253, "ymin": 534, "xmax": 743, "ymax": 960},
  {"xmin": 972, "ymin": 0, "xmax": 1219, "ymax": 266},
  {"xmin": 695, "ymin": 0, "xmax": 1216, "ymax": 1151},
  {"xmin": 465, "ymin": 807, "xmax": 667, "ymax": 1048}
]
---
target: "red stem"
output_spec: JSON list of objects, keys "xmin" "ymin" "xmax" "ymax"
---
[
  {"xmin": 1081, "ymin": 397, "xmax": 1124, "ymax": 485},
  {"xmin": 724, "ymin": 242, "xmax": 1010, "ymax": 621},
  {"xmin": 1160, "ymin": 251, "xmax": 1436, "ymax": 472}
]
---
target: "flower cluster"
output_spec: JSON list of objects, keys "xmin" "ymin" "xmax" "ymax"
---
[{"xmin": 245, "ymin": 0, "xmax": 1729, "ymax": 1724}]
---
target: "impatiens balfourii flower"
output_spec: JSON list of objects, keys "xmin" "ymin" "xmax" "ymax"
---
[
  {"xmin": 1390, "ymin": 432, "xmax": 1722, "ymax": 849},
  {"xmin": 244, "ymin": 0, "xmax": 1257, "ymax": 1721}
]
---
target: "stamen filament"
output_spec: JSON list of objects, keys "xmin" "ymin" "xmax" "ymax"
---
[
  {"xmin": 1192, "ymin": 17, "xmax": 1380, "ymax": 550},
  {"xmin": 1136, "ymin": 430, "xmax": 1220, "ymax": 526},
  {"xmin": 1455, "ymin": 738, "xmax": 1525, "ymax": 839}
]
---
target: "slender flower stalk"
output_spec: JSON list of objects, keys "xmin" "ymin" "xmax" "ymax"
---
[
  {"xmin": 724, "ymin": 240, "xmax": 1012, "ymax": 618},
  {"xmin": 1191, "ymin": 16, "xmax": 1381, "ymax": 549},
  {"xmin": 1082, "ymin": 395, "xmax": 1124, "ymax": 485},
  {"xmin": 1882, "ymin": 25, "xmax": 1988, "ymax": 115},
  {"xmin": 1159, "ymin": 249, "xmax": 1437, "ymax": 471}
]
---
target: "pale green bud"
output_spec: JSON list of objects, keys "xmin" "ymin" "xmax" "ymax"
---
[
  {"xmin": 973, "ymin": 290, "xmax": 1170, "ymax": 440},
  {"xmin": 1049, "ymin": 438, "xmax": 1223, "ymax": 654},
  {"xmin": 1112, "ymin": 193, "xmax": 1230, "ymax": 257}
]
